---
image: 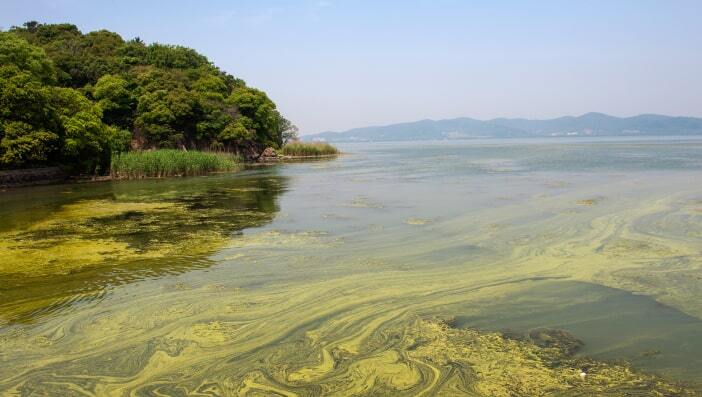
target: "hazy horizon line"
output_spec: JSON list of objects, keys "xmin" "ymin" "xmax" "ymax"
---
[{"xmin": 301, "ymin": 111, "xmax": 702, "ymax": 135}]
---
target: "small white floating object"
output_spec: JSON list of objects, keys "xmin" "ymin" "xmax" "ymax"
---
[{"xmin": 579, "ymin": 371, "xmax": 587, "ymax": 380}]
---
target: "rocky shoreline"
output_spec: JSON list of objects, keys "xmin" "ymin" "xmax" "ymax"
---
[
  {"xmin": 0, "ymin": 148, "xmax": 340, "ymax": 189},
  {"xmin": 0, "ymin": 167, "xmax": 68, "ymax": 188},
  {"xmin": 256, "ymin": 146, "xmax": 340, "ymax": 161}
]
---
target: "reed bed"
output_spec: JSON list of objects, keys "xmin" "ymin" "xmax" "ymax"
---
[
  {"xmin": 110, "ymin": 150, "xmax": 241, "ymax": 179},
  {"xmin": 280, "ymin": 142, "xmax": 339, "ymax": 157}
]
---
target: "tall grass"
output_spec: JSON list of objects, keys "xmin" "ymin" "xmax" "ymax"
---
[
  {"xmin": 280, "ymin": 142, "xmax": 339, "ymax": 157},
  {"xmin": 110, "ymin": 150, "xmax": 241, "ymax": 179}
]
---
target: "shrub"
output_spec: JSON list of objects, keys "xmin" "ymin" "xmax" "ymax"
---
[
  {"xmin": 280, "ymin": 142, "xmax": 338, "ymax": 157},
  {"xmin": 110, "ymin": 149, "xmax": 241, "ymax": 179}
]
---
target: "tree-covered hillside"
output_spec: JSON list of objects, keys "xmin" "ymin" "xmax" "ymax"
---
[{"xmin": 0, "ymin": 21, "xmax": 296, "ymax": 173}]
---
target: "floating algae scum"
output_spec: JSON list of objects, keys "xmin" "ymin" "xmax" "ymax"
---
[
  {"xmin": 0, "ymin": 173, "xmax": 287, "ymax": 324},
  {"xmin": 1, "ymin": 137, "xmax": 702, "ymax": 395}
]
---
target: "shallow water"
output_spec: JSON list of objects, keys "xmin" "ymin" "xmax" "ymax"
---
[{"xmin": 1, "ymin": 137, "xmax": 702, "ymax": 395}]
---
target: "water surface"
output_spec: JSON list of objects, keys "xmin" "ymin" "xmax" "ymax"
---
[{"xmin": 2, "ymin": 137, "xmax": 702, "ymax": 395}]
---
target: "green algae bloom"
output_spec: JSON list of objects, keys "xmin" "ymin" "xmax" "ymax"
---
[{"xmin": 2, "ymin": 139, "xmax": 702, "ymax": 394}]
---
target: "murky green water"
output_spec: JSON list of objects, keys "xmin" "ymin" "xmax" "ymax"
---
[{"xmin": 2, "ymin": 137, "xmax": 702, "ymax": 395}]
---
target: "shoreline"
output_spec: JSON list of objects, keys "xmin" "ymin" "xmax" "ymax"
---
[
  {"xmin": 0, "ymin": 153, "xmax": 342, "ymax": 189},
  {"xmin": 258, "ymin": 153, "xmax": 342, "ymax": 161}
]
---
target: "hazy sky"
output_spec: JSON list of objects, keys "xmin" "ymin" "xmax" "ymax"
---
[{"xmin": 2, "ymin": 1, "xmax": 701, "ymax": 134}]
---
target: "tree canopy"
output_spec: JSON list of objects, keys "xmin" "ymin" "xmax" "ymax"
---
[{"xmin": 0, "ymin": 21, "xmax": 297, "ymax": 172}]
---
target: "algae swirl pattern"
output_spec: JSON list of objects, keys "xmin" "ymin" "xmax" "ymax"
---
[{"xmin": 2, "ymin": 142, "xmax": 702, "ymax": 395}]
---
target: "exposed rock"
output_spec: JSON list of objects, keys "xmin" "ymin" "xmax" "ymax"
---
[
  {"xmin": 257, "ymin": 147, "xmax": 279, "ymax": 162},
  {"xmin": 0, "ymin": 167, "xmax": 67, "ymax": 188},
  {"xmin": 261, "ymin": 147, "xmax": 277, "ymax": 158},
  {"xmin": 130, "ymin": 128, "xmax": 148, "ymax": 150}
]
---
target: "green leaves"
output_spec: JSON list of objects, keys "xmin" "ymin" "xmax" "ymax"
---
[
  {"xmin": 53, "ymin": 87, "xmax": 106, "ymax": 161},
  {"xmin": 228, "ymin": 87, "xmax": 283, "ymax": 147},
  {"xmin": 10, "ymin": 23, "xmax": 124, "ymax": 88},
  {"xmin": 0, "ymin": 32, "xmax": 56, "ymax": 84},
  {"xmin": 220, "ymin": 117, "xmax": 255, "ymax": 142},
  {"xmin": 93, "ymin": 75, "xmax": 130, "ymax": 108},
  {"xmin": 0, "ymin": 121, "xmax": 58, "ymax": 167},
  {"xmin": 135, "ymin": 87, "xmax": 197, "ymax": 145},
  {"xmin": 145, "ymin": 44, "xmax": 209, "ymax": 69},
  {"xmin": 93, "ymin": 74, "xmax": 134, "ymax": 128},
  {"xmin": 1, "ymin": 22, "xmax": 293, "ymax": 172},
  {"xmin": 0, "ymin": 34, "xmax": 121, "ymax": 171}
]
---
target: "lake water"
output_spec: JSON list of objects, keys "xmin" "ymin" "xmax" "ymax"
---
[{"xmin": 2, "ymin": 137, "xmax": 702, "ymax": 395}]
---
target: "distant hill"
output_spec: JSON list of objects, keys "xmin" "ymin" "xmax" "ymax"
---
[{"xmin": 304, "ymin": 113, "xmax": 702, "ymax": 142}]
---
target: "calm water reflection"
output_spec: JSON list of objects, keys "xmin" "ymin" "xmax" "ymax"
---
[{"xmin": 0, "ymin": 170, "xmax": 288, "ymax": 324}]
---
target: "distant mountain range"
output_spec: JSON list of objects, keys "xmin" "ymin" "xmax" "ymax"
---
[{"xmin": 304, "ymin": 113, "xmax": 702, "ymax": 142}]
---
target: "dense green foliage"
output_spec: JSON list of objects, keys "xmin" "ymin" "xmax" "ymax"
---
[
  {"xmin": 280, "ymin": 142, "xmax": 339, "ymax": 157},
  {"xmin": 110, "ymin": 149, "xmax": 241, "ymax": 179},
  {"xmin": 0, "ymin": 21, "xmax": 296, "ymax": 172}
]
